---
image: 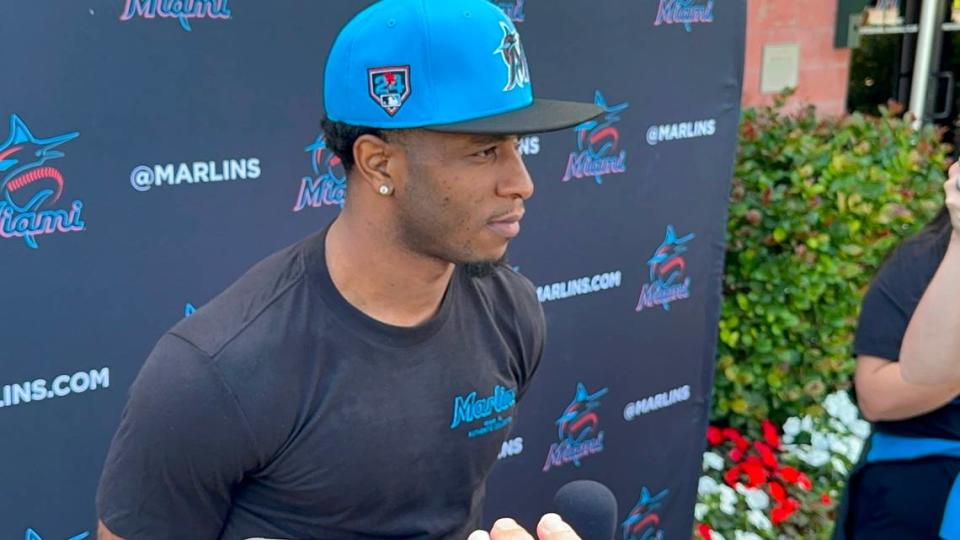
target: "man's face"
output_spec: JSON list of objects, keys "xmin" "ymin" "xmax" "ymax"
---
[{"xmin": 390, "ymin": 130, "xmax": 534, "ymax": 265}]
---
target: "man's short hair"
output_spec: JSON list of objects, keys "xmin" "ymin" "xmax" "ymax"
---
[{"xmin": 320, "ymin": 118, "xmax": 397, "ymax": 173}]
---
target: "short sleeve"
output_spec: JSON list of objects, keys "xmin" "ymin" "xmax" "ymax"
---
[
  {"xmin": 516, "ymin": 276, "xmax": 546, "ymax": 400},
  {"xmin": 853, "ymin": 270, "xmax": 911, "ymax": 362},
  {"xmin": 853, "ymin": 237, "xmax": 945, "ymax": 363},
  {"xmin": 97, "ymin": 333, "xmax": 259, "ymax": 539}
]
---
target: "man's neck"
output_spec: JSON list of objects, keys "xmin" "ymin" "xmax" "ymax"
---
[{"xmin": 325, "ymin": 214, "xmax": 456, "ymax": 328}]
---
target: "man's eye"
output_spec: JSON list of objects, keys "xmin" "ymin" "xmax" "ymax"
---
[{"xmin": 473, "ymin": 146, "xmax": 497, "ymax": 158}]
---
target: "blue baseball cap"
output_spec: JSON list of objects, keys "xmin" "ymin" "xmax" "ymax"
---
[{"xmin": 323, "ymin": 0, "xmax": 601, "ymax": 135}]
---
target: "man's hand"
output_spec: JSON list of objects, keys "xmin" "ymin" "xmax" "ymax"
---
[{"xmin": 467, "ymin": 514, "xmax": 581, "ymax": 540}]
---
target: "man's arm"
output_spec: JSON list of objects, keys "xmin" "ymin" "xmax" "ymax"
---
[{"xmin": 96, "ymin": 333, "xmax": 258, "ymax": 538}]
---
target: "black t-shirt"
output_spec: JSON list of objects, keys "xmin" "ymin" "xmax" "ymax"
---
[
  {"xmin": 96, "ymin": 228, "xmax": 545, "ymax": 540},
  {"xmin": 854, "ymin": 228, "xmax": 960, "ymax": 440}
]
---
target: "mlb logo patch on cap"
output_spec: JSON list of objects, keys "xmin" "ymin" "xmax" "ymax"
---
[{"xmin": 368, "ymin": 66, "xmax": 411, "ymax": 116}]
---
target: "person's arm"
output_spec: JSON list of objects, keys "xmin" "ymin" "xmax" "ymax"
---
[
  {"xmin": 900, "ymin": 173, "xmax": 960, "ymax": 384},
  {"xmin": 96, "ymin": 333, "xmax": 259, "ymax": 539},
  {"xmin": 855, "ymin": 355, "xmax": 960, "ymax": 421}
]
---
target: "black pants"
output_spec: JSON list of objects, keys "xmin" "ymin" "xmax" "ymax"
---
[{"xmin": 848, "ymin": 457, "xmax": 960, "ymax": 539}]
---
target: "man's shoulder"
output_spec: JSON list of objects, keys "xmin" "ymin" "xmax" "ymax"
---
[
  {"xmin": 169, "ymin": 234, "xmax": 316, "ymax": 358},
  {"xmin": 464, "ymin": 263, "xmax": 543, "ymax": 324}
]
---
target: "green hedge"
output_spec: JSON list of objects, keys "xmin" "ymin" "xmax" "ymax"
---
[{"xmin": 713, "ymin": 95, "xmax": 950, "ymax": 428}]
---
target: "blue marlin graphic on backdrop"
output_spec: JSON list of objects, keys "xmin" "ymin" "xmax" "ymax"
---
[
  {"xmin": 563, "ymin": 92, "xmax": 629, "ymax": 184},
  {"xmin": 637, "ymin": 225, "xmax": 696, "ymax": 312},
  {"xmin": 25, "ymin": 528, "xmax": 89, "ymax": 540},
  {"xmin": 543, "ymin": 383, "xmax": 608, "ymax": 471},
  {"xmin": 0, "ymin": 114, "xmax": 85, "ymax": 249},
  {"xmin": 622, "ymin": 487, "xmax": 669, "ymax": 540}
]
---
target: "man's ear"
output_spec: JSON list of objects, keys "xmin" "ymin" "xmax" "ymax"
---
[{"xmin": 353, "ymin": 133, "xmax": 403, "ymax": 194}]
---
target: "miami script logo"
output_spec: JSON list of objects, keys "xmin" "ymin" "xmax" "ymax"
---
[
  {"xmin": 543, "ymin": 383, "xmax": 608, "ymax": 471},
  {"xmin": 0, "ymin": 114, "xmax": 84, "ymax": 249}
]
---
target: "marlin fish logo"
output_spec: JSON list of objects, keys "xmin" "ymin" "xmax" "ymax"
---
[
  {"xmin": 647, "ymin": 225, "xmax": 695, "ymax": 285},
  {"xmin": 494, "ymin": 21, "xmax": 530, "ymax": 91},
  {"xmin": 556, "ymin": 383, "xmax": 608, "ymax": 443},
  {"xmin": 1, "ymin": 114, "xmax": 78, "ymax": 212},
  {"xmin": 637, "ymin": 225, "xmax": 696, "ymax": 312},
  {"xmin": 543, "ymin": 382, "xmax": 608, "ymax": 471},
  {"xmin": 575, "ymin": 92, "xmax": 629, "ymax": 158},
  {"xmin": 622, "ymin": 487, "xmax": 669, "ymax": 540},
  {"xmin": 25, "ymin": 528, "xmax": 90, "ymax": 540},
  {"xmin": 0, "ymin": 114, "xmax": 85, "ymax": 249},
  {"xmin": 293, "ymin": 134, "xmax": 347, "ymax": 212},
  {"xmin": 564, "ymin": 92, "xmax": 629, "ymax": 184}
]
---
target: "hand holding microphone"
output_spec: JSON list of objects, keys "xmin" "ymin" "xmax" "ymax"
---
[
  {"xmin": 468, "ymin": 479, "xmax": 617, "ymax": 540},
  {"xmin": 467, "ymin": 514, "xmax": 581, "ymax": 540}
]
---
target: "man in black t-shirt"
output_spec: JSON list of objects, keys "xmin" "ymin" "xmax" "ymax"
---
[{"xmin": 96, "ymin": 1, "xmax": 601, "ymax": 538}]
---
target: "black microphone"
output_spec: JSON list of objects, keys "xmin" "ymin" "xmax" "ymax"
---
[{"xmin": 552, "ymin": 480, "xmax": 618, "ymax": 540}]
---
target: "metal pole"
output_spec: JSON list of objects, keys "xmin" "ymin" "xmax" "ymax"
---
[{"xmin": 909, "ymin": 0, "xmax": 943, "ymax": 127}]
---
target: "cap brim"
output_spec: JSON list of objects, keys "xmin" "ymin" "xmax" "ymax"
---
[{"xmin": 426, "ymin": 98, "xmax": 602, "ymax": 135}]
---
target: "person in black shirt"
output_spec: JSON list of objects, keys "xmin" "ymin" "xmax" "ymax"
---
[
  {"xmin": 95, "ymin": 0, "xmax": 601, "ymax": 538},
  {"xmin": 836, "ymin": 171, "xmax": 960, "ymax": 539}
]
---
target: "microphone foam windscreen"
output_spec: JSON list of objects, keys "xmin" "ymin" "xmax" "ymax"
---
[{"xmin": 552, "ymin": 479, "xmax": 618, "ymax": 540}]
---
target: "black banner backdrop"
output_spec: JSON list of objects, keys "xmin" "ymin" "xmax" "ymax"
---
[{"xmin": 0, "ymin": 1, "xmax": 745, "ymax": 538}]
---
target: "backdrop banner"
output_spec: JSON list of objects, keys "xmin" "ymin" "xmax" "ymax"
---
[{"xmin": 0, "ymin": 1, "xmax": 745, "ymax": 537}]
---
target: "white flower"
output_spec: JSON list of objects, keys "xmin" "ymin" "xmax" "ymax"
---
[
  {"xmin": 823, "ymin": 391, "xmax": 844, "ymax": 418},
  {"xmin": 704, "ymin": 451, "xmax": 726, "ymax": 471},
  {"xmin": 782, "ymin": 417, "xmax": 802, "ymax": 436},
  {"xmin": 830, "ymin": 438, "xmax": 849, "ymax": 456},
  {"xmin": 719, "ymin": 484, "xmax": 738, "ymax": 515},
  {"xmin": 719, "ymin": 484, "xmax": 738, "ymax": 502},
  {"xmin": 831, "ymin": 456, "xmax": 848, "ymax": 475},
  {"xmin": 851, "ymin": 419, "xmax": 871, "ymax": 439},
  {"xmin": 845, "ymin": 435, "xmax": 865, "ymax": 462},
  {"xmin": 811, "ymin": 431, "xmax": 832, "ymax": 451},
  {"xmin": 699, "ymin": 476, "xmax": 721, "ymax": 496},
  {"xmin": 744, "ymin": 488, "xmax": 770, "ymax": 511},
  {"xmin": 801, "ymin": 415, "xmax": 814, "ymax": 433},
  {"xmin": 712, "ymin": 531, "xmax": 727, "ymax": 540},
  {"xmin": 803, "ymin": 448, "xmax": 831, "ymax": 467},
  {"xmin": 695, "ymin": 503, "xmax": 708, "ymax": 520},
  {"xmin": 747, "ymin": 509, "xmax": 773, "ymax": 531},
  {"xmin": 782, "ymin": 433, "xmax": 795, "ymax": 445},
  {"xmin": 734, "ymin": 531, "xmax": 764, "ymax": 540}
]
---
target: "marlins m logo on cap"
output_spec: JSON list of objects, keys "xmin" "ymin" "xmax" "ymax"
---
[
  {"xmin": 368, "ymin": 66, "xmax": 411, "ymax": 116},
  {"xmin": 494, "ymin": 21, "xmax": 529, "ymax": 92}
]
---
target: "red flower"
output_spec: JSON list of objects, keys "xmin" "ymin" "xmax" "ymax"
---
[
  {"xmin": 779, "ymin": 466, "xmax": 800, "ymax": 483},
  {"xmin": 742, "ymin": 461, "xmax": 768, "ymax": 488},
  {"xmin": 729, "ymin": 447, "xmax": 745, "ymax": 463},
  {"xmin": 797, "ymin": 473, "xmax": 813, "ymax": 491},
  {"xmin": 771, "ymin": 498, "xmax": 800, "ymax": 525},
  {"xmin": 697, "ymin": 523, "xmax": 713, "ymax": 540},
  {"xmin": 762, "ymin": 419, "xmax": 781, "ymax": 449},
  {"xmin": 707, "ymin": 426, "xmax": 724, "ymax": 445},
  {"xmin": 754, "ymin": 441, "xmax": 779, "ymax": 469},
  {"xmin": 724, "ymin": 465, "xmax": 742, "ymax": 487},
  {"xmin": 768, "ymin": 481, "xmax": 786, "ymax": 503},
  {"xmin": 821, "ymin": 492, "xmax": 833, "ymax": 505},
  {"xmin": 722, "ymin": 427, "xmax": 742, "ymax": 440},
  {"xmin": 721, "ymin": 428, "xmax": 749, "ymax": 450}
]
